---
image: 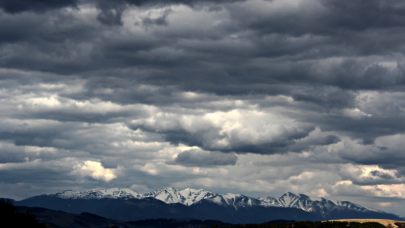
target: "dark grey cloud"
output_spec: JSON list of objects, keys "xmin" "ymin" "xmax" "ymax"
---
[
  {"xmin": 292, "ymin": 87, "xmax": 356, "ymax": 109},
  {"xmin": 0, "ymin": 0, "xmax": 78, "ymax": 14},
  {"xmin": 320, "ymin": 0, "xmax": 405, "ymax": 31},
  {"xmin": 0, "ymin": 143, "xmax": 30, "ymax": 163},
  {"xmin": 0, "ymin": 117, "xmax": 161, "ymax": 157},
  {"xmin": 315, "ymin": 115, "xmax": 405, "ymax": 144},
  {"xmin": 166, "ymin": 149, "xmax": 238, "ymax": 167},
  {"xmin": 96, "ymin": 0, "xmax": 127, "ymax": 26},
  {"xmin": 96, "ymin": 0, "xmax": 245, "ymax": 25},
  {"xmin": 128, "ymin": 118, "xmax": 317, "ymax": 154},
  {"xmin": 0, "ymin": 0, "xmax": 402, "ymax": 154},
  {"xmin": 339, "ymin": 146, "xmax": 405, "ymax": 169},
  {"xmin": 370, "ymin": 170, "xmax": 395, "ymax": 180},
  {"xmin": 286, "ymin": 134, "xmax": 341, "ymax": 153},
  {"xmin": 232, "ymin": 0, "xmax": 405, "ymax": 36},
  {"xmin": 123, "ymin": 0, "xmax": 245, "ymax": 5},
  {"xmin": 1, "ymin": 0, "xmax": 405, "ymax": 95},
  {"xmin": 141, "ymin": 9, "xmax": 172, "ymax": 29}
]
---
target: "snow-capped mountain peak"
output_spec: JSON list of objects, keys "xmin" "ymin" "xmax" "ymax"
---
[
  {"xmin": 219, "ymin": 193, "xmax": 259, "ymax": 209},
  {"xmin": 143, "ymin": 187, "xmax": 185, "ymax": 204},
  {"xmin": 178, "ymin": 188, "xmax": 216, "ymax": 206},
  {"xmin": 143, "ymin": 187, "xmax": 218, "ymax": 206},
  {"xmin": 278, "ymin": 192, "xmax": 300, "ymax": 207}
]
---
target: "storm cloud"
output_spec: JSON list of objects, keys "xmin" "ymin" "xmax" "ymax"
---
[
  {"xmin": 167, "ymin": 149, "xmax": 238, "ymax": 167},
  {"xmin": 0, "ymin": 0, "xmax": 78, "ymax": 13},
  {"xmin": 0, "ymin": 0, "xmax": 405, "ymax": 217}
]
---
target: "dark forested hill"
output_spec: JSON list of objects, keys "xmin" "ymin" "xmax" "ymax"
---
[{"xmin": 15, "ymin": 204, "xmax": 232, "ymax": 228}]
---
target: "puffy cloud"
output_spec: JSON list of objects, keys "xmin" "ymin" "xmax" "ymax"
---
[
  {"xmin": 129, "ymin": 109, "xmax": 318, "ymax": 154},
  {"xmin": 75, "ymin": 161, "xmax": 118, "ymax": 182}
]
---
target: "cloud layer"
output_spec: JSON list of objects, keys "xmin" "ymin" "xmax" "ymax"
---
[{"xmin": 0, "ymin": 0, "xmax": 405, "ymax": 216}]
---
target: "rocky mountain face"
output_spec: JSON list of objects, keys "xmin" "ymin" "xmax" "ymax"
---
[{"xmin": 14, "ymin": 187, "xmax": 404, "ymax": 223}]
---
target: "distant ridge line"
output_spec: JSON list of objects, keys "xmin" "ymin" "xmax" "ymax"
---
[{"xmin": 42, "ymin": 187, "xmax": 384, "ymax": 213}]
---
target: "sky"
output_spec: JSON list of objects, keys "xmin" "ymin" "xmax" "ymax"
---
[{"xmin": 1, "ymin": 0, "xmax": 405, "ymax": 216}]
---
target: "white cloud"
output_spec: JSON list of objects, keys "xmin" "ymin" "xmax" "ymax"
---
[
  {"xmin": 75, "ymin": 161, "xmax": 118, "ymax": 182},
  {"xmin": 342, "ymin": 108, "xmax": 372, "ymax": 119},
  {"xmin": 130, "ymin": 108, "xmax": 314, "ymax": 153}
]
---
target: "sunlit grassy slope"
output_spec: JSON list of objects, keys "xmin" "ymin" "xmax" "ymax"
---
[{"xmin": 329, "ymin": 219, "xmax": 405, "ymax": 228}]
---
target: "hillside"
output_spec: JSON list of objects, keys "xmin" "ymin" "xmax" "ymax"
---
[
  {"xmin": 16, "ymin": 205, "xmax": 232, "ymax": 228},
  {"xmin": 330, "ymin": 219, "xmax": 405, "ymax": 228}
]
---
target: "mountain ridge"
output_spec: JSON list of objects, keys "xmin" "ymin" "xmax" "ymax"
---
[
  {"xmin": 14, "ymin": 187, "xmax": 403, "ymax": 223},
  {"xmin": 37, "ymin": 187, "xmax": 387, "ymax": 214}
]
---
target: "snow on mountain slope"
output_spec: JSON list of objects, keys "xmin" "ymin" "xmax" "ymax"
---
[
  {"xmin": 142, "ymin": 187, "xmax": 217, "ymax": 206},
  {"xmin": 257, "ymin": 192, "xmax": 381, "ymax": 214},
  {"xmin": 215, "ymin": 193, "xmax": 261, "ymax": 209},
  {"xmin": 142, "ymin": 187, "xmax": 184, "ymax": 204},
  {"xmin": 52, "ymin": 188, "xmax": 142, "ymax": 200},
  {"xmin": 179, "ymin": 188, "xmax": 217, "ymax": 206},
  {"xmin": 47, "ymin": 187, "xmax": 383, "ymax": 215},
  {"xmin": 258, "ymin": 196, "xmax": 282, "ymax": 207},
  {"xmin": 336, "ymin": 201, "xmax": 384, "ymax": 213}
]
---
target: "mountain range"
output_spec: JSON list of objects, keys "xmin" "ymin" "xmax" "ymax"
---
[{"xmin": 14, "ymin": 187, "xmax": 404, "ymax": 224}]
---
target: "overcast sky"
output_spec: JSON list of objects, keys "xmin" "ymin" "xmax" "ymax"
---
[{"xmin": 1, "ymin": 0, "xmax": 405, "ymax": 216}]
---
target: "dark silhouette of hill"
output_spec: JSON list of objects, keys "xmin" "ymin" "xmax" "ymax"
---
[
  {"xmin": 395, "ymin": 223, "xmax": 405, "ymax": 228},
  {"xmin": 11, "ymin": 202, "xmax": 232, "ymax": 228},
  {"xmin": 263, "ymin": 220, "xmax": 297, "ymax": 224},
  {"xmin": 128, "ymin": 218, "xmax": 232, "ymax": 228},
  {"xmin": 15, "ymin": 206, "xmax": 136, "ymax": 228},
  {"xmin": 0, "ymin": 198, "xmax": 46, "ymax": 228}
]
